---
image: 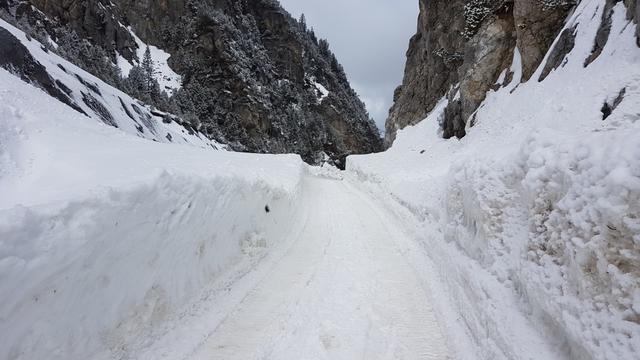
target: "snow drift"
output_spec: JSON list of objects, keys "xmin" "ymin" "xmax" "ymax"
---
[
  {"xmin": 0, "ymin": 66, "xmax": 306, "ymax": 359},
  {"xmin": 349, "ymin": 1, "xmax": 640, "ymax": 359}
]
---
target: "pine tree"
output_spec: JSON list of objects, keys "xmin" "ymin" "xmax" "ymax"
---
[
  {"xmin": 141, "ymin": 46, "xmax": 157, "ymax": 95},
  {"xmin": 318, "ymin": 39, "xmax": 330, "ymax": 58},
  {"xmin": 308, "ymin": 28, "xmax": 318, "ymax": 44},
  {"xmin": 299, "ymin": 13, "xmax": 307, "ymax": 31},
  {"xmin": 124, "ymin": 66, "xmax": 147, "ymax": 100}
]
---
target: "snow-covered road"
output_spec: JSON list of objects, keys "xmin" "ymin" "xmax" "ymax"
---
[
  {"xmin": 188, "ymin": 176, "xmax": 450, "ymax": 359},
  {"xmin": 0, "ymin": 67, "xmax": 451, "ymax": 360}
]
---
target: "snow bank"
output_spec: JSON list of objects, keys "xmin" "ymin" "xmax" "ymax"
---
[
  {"xmin": 349, "ymin": 1, "xmax": 640, "ymax": 359},
  {"xmin": 0, "ymin": 69, "xmax": 306, "ymax": 360}
]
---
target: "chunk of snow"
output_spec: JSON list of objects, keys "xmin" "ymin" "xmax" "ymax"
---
[{"xmin": 314, "ymin": 81, "xmax": 329, "ymax": 102}]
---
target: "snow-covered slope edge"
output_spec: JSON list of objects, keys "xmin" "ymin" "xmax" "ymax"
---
[
  {"xmin": 0, "ymin": 68, "xmax": 306, "ymax": 360},
  {"xmin": 0, "ymin": 18, "xmax": 221, "ymax": 150},
  {"xmin": 349, "ymin": 1, "xmax": 640, "ymax": 360}
]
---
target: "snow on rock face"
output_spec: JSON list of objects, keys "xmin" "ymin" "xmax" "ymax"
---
[
  {"xmin": 0, "ymin": 69, "xmax": 306, "ymax": 360},
  {"xmin": 0, "ymin": 18, "xmax": 218, "ymax": 150},
  {"xmin": 349, "ymin": 1, "xmax": 640, "ymax": 359},
  {"xmin": 3, "ymin": 0, "xmax": 383, "ymax": 165},
  {"xmin": 385, "ymin": 0, "xmax": 577, "ymax": 146},
  {"xmin": 310, "ymin": 77, "xmax": 330, "ymax": 103},
  {"xmin": 119, "ymin": 27, "xmax": 182, "ymax": 94}
]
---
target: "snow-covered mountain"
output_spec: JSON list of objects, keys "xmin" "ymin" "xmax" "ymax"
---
[
  {"xmin": 351, "ymin": 1, "xmax": 640, "ymax": 359},
  {"xmin": 0, "ymin": 18, "xmax": 221, "ymax": 150},
  {"xmin": 0, "ymin": 0, "xmax": 639, "ymax": 359},
  {"xmin": 0, "ymin": 8, "xmax": 307, "ymax": 360},
  {"xmin": 0, "ymin": 0, "xmax": 382, "ymax": 166}
]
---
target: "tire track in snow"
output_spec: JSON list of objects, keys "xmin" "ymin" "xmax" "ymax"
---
[{"xmin": 189, "ymin": 176, "xmax": 451, "ymax": 359}]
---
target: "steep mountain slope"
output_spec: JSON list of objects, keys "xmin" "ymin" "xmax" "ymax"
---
[
  {"xmin": 386, "ymin": 0, "xmax": 639, "ymax": 146},
  {"xmin": 350, "ymin": 1, "xmax": 640, "ymax": 359},
  {"xmin": 1, "ymin": 0, "xmax": 382, "ymax": 166},
  {"xmin": 0, "ymin": 18, "xmax": 221, "ymax": 150}
]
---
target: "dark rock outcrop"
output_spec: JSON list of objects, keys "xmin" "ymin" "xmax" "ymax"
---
[
  {"xmin": 0, "ymin": 26, "xmax": 85, "ymax": 114},
  {"xmin": 623, "ymin": 0, "xmax": 640, "ymax": 44},
  {"xmin": 584, "ymin": 0, "xmax": 619, "ymax": 67},
  {"xmin": 513, "ymin": 0, "xmax": 576, "ymax": 81},
  {"xmin": 27, "ymin": 0, "xmax": 137, "ymax": 62},
  {"xmin": 455, "ymin": 3, "xmax": 516, "ymax": 136},
  {"xmin": 540, "ymin": 25, "xmax": 577, "ymax": 81},
  {"xmin": 633, "ymin": 0, "xmax": 640, "ymax": 45},
  {"xmin": 386, "ymin": 0, "xmax": 576, "ymax": 146},
  {"xmin": 385, "ymin": 0, "xmax": 466, "ymax": 145},
  {"xmin": 1, "ymin": 0, "xmax": 382, "ymax": 165}
]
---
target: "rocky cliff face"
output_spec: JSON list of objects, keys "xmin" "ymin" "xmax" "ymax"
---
[
  {"xmin": 386, "ymin": 0, "xmax": 640, "ymax": 146},
  {"xmin": 0, "ymin": 0, "xmax": 382, "ymax": 166}
]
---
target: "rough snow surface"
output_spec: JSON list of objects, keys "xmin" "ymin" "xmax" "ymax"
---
[
  {"xmin": 152, "ymin": 176, "xmax": 450, "ymax": 360},
  {"xmin": 348, "ymin": 1, "xmax": 640, "ymax": 359},
  {"xmin": 0, "ymin": 69, "xmax": 305, "ymax": 360}
]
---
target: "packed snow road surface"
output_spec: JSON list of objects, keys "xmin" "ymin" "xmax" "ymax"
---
[
  {"xmin": 190, "ymin": 176, "xmax": 450, "ymax": 360},
  {"xmin": 0, "ymin": 69, "xmax": 450, "ymax": 360}
]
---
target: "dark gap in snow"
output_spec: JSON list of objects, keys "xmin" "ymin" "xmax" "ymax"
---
[
  {"xmin": 74, "ymin": 73, "xmax": 101, "ymax": 96},
  {"xmin": 81, "ymin": 91, "xmax": 117, "ymax": 127},
  {"xmin": 118, "ymin": 97, "xmax": 145, "ymax": 133},
  {"xmin": 540, "ymin": 25, "xmax": 578, "ymax": 82},
  {"xmin": 601, "ymin": 87, "xmax": 626, "ymax": 120},
  {"xmin": 442, "ymin": 99, "xmax": 466, "ymax": 139},
  {"xmin": 601, "ymin": 103, "xmax": 613, "ymax": 119},
  {"xmin": 469, "ymin": 112, "xmax": 478, "ymax": 128},
  {"xmin": 130, "ymin": 103, "xmax": 157, "ymax": 135},
  {"xmin": 118, "ymin": 97, "xmax": 136, "ymax": 121},
  {"xmin": 54, "ymin": 79, "xmax": 72, "ymax": 95},
  {"xmin": 584, "ymin": 0, "xmax": 618, "ymax": 67},
  {"xmin": 502, "ymin": 69, "xmax": 515, "ymax": 87}
]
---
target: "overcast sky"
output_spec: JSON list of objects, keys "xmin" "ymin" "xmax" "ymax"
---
[{"xmin": 277, "ymin": 0, "xmax": 419, "ymax": 134}]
